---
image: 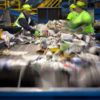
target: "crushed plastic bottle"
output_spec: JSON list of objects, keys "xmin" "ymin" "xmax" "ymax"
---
[{"xmin": 40, "ymin": 37, "xmax": 47, "ymax": 49}]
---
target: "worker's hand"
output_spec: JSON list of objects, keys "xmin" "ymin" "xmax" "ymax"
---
[{"xmin": 34, "ymin": 30, "xmax": 40, "ymax": 36}]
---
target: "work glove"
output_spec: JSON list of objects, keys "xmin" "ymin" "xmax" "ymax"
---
[
  {"xmin": 67, "ymin": 22, "xmax": 77, "ymax": 29},
  {"xmin": 66, "ymin": 22, "xmax": 82, "ymax": 33},
  {"xmin": 34, "ymin": 30, "xmax": 40, "ymax": 36}
]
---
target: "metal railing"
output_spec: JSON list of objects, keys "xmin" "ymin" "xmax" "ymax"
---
[
  {"xmin": 9, "ymin": 0, "xmax": 21, "ymax": 10},
  {"xmin": 94, "ymin": 23, "xmax": 100, "ymax": 26},
  {"xmin": 0, "ymin": 0, "xmax": 6, "ymax": 9},
  {"xmin": 0, "ymin": 0, "xmax": 77, "ymax": 14}
]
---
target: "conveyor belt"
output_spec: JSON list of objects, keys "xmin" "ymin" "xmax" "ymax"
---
[
  {"xmin": 0, "ymin": 43, "xmax": 36, "ymax": 58},
  {"xmin": 10, "ymin": 43, "xmax": 36, "ymax": 55},
  {"xmin": 0, "ymin": 43, "xmax": 70, "ymax": 88},
  {"xmin": 0, "ymin": 43, "xmax": 40, "ymax": 87}
]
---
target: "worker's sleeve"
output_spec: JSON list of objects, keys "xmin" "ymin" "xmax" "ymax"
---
[
  {"xmin": 66, "ymin": 17, "xmax": 82, "ymax": 32},
  {"xmin": 73, "ymin": 17, "xmax": 81, "ymax": 26},
  {"xmin": 82, "ymin": 13, "xmax": 92, "ymax": 24},
  {"xmin": 73, "ymin": 12, "xmax": 92, "ymax": 26},
  {"xmin": 69, "ymin": 15, "xmax": 83, "ymax": 29},
  {"xmin": 18, "ymin": 18, "xmax": 35, "ymax": 33},
  {"xmin": 67, "ymin": 21, "xmax": 79, "ymax": 29},
  {"xmin": 67, "ymin": 13, "xmax": 73, "ymax": 21}
]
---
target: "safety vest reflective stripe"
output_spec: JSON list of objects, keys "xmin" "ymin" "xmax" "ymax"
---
[
  {"xmin": 14, "ymin": 13, "xmax": 31, "ymax": 30},
  {"xmin": 28, "ymin": 17, "xmax": 31, "ymax": 24},
  {"xmin": 14, "ymin": 13, "xmax": 25, "ymax": 28}
]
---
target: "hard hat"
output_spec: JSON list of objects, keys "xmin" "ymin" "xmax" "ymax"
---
[
  {"xmin": 22, "ymin": 4, "xmax": 32, "ymax": 11},
  {"xmin": 76, "ymin": 1, "xmax": 85, "ymax": 8},
  {"xmin": 70, "ymin": 4, "xmax": 76, "ymax": 9}
]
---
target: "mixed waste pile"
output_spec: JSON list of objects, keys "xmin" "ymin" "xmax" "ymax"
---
[{"xmin": 0, "ymin": 20, "xmax": 100, "ymax": 87}]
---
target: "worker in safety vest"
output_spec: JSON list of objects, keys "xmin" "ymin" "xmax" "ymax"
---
[
  {"xmin": 68, "ymin": 1, "xmax": 94, "ymax": 34},
  {"xmin": 67, "ymin": 4, "xmax": 78, "ymax": 21},
  {"xmin": 13, "ymin": 4, "xmax": 39, "ymax": 36}
]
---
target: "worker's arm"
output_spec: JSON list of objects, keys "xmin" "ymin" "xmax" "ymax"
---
[
  {"xmin": 72, "ymin": 12, "xmax": 92, "ymax": 28},
  {"xmin": 19, "ymin": 18, "xmax": 35, "ymax": 33},
  {"xmin": 66, "ymin": 13, "xmax": 73, "ymax": 21},
  {"xmin": 66, "ymin": 15, "xmax": 83, "ymax": 32}
]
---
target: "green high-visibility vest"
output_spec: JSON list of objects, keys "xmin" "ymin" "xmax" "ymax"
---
[
  {"xmin": 73, "ymin": 10, "xmax": 94, "ymax": 34},
  {"xmin": 13, "ymin": 13, "xmax": 31, "ymax": 32},
  {"xmin": 67, "ymin": 11, "xmax": 78, "ymax": 21}
]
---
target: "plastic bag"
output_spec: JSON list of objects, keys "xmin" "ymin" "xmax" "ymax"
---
[{"xmin": 61, "ymin": 33, "xmax": 73, "ymax": 41}]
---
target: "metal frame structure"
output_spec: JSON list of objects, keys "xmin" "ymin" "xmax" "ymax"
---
[{"xmin": 0, "ymin": 0, "xmax": 6, "ymax": 9}]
